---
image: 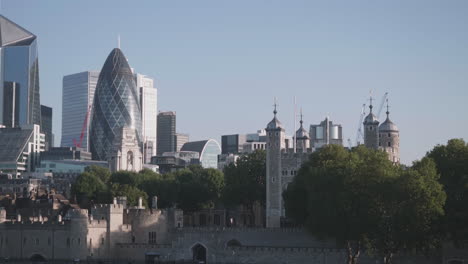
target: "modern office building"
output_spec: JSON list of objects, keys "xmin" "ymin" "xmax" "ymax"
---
[
  {"xmin": 61, "ymin": 71, "xmax": 100, "ymax": 151},
  {"xmin": 221, "ymin": 134, "xmax": 247, "ymax": 154},
  {"xmin": 151, "ymin": 151, "xmax": 199, "ymax": 174},
  {"xmin": 157, "ymin": 111, "xmax": 176, "ymax": 155},
  {"xmin": 0, "ymin": 15, "xmax": 41, "ymax": 127},
  {"xmin": 309, "ymin": 117, "xmax": 343, "ymax": 149},
  {"xmin": 180, "ymin": 139, "xmax": 221, "ymax": 169},
  {"xmin": 90, "ymin": 48, "xmax": 142, "ymax": 162},
  {"xmin": 40, "ymin": 105, "xmax": 53, "ymax": 150},
  {"xmin": 0, "ymin": 124, "xmax": 45, "ymax": 176},
  {"xmin": 40, "ymin": 147, "xmax": 92, "ymax": 161},
  {"xmin": 137, "ymin": 73, "xmax": 158, "ymax": 163},
  {"xmin": 175, "ymin": 133, "xmax": 189, "ymax": 152}
]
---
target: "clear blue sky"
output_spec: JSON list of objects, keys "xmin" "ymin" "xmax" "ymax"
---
[{"xmin": 3, "ymin": 0, "xmax": 467, "ymax": 165}]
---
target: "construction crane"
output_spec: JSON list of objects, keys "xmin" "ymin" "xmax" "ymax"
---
[
  {"xmin": 376, "ymin": 92, "xmax": 389, "ymax": 120},
  {"xmin": 73, "ymin": 105, "xmax": 92, "ymax": 149},
  {"xmin": 355, "ymin": 103, "xmax": 366, "ymax": 146}
]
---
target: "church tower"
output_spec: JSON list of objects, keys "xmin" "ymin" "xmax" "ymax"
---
[
  {"xmin": 379, "ymin": 99, "xmax": 400, "ymax": 163},
  {"xmin": 295, "ymin": 110, "xmax": 310, "ymax": 152},
  {"xmin": 265, "ymin": 102, "xmax": 285, "ymax": 228},
  {"xmin": 363, "ymin": 96, "xmax": 380, "ymax": 150}
]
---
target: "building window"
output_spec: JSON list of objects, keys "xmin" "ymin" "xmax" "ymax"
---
[
  {"xmin": 214, "ymin": 214, "xmax": 221, "ymax": 226},
  {"xmin": 388, "ymin": 133, "xmax": 391, "ymax": 137},
  {"xmin": 199, "ymin": 214, "xmax": 207, "ymax": 226},
  {"xmin": 370, "ymin": 126, "xmax": 373, "ymax": 131},
  {"xmin": 132, "ymin": 236, "xmax": 135, "ymax": 243},
  {"xmin": 101, "ymin": 237, "xmax": 104, "ymax": 245},
  {"xmin": 148, "ymin": 232, "xmax": 157, "ymax": 244},
  {"xmin": 387, "ymin": 142, "xmax": 391, "ymax": 147},
  {"xmin": 89, "ymin": 238, "xmax": 92, "ymax": 247},
  {"xmin": 67, "ymin": 238, "xmax": 70, "ymax": 247},
  {"xmin": 78, "ymin": 238, "xmax": 81, "ymax": 245},
  {"xmin": 272, "ymin": 177, "xmax": 276, "ymax": 183},
  {"xmin": 35, "ymin": 238, "xmax": 39, "ymax": 245}
]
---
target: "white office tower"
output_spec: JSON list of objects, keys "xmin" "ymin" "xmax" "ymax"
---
[
  {"xmin": 136, "ymin": 74, "xmax": 158, "ymax": 164},
  {"xmin": 61, "ymin": 71, "xmax": 99, "ymax": 151}
]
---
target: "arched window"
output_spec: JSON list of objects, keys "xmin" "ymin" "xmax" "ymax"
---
[{"xmin": 127, "ymin": 151, "xmax": 134, "ymax": 170}]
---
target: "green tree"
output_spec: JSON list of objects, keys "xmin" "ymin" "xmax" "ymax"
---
[
  {"xmin": 111, "ymin": 183, "xmax": 148, "ymax": 207},
  {"xmin": 222, "ymin": 150, "xmax": 266, "ymax": 208},
  {"xmin": 85, "ymin": 165, "xmax": 111, "ymax": 183},
  {"xmin": 284, "ymin": 145, "xmax": 446, "ymax": 264},
  {"xmin": 139, "ymin": 173, "xmax": 179, "ymax": 209},
  {"xmin": 427, "ymin": 138, "xmax": 468, "ymax": 244},
  {"xmin": 71, "ymin": 172, "xmax": 110, "ymax": 207},
  {"xmin": 175, "ymin": 165, "xmax": 224, "ymax": 212}
]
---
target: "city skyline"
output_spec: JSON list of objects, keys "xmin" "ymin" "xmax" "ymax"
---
[{"xmin": 2, "ymin": 1, "xmax": 468, "ymax": 164}]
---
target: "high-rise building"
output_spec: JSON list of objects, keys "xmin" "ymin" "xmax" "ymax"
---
[
  {"xmin": 136, "ymin": 73, "xmax": 157, "ymax": 163},
  {"xmin": 175, "ymin": 133, "xmax": 189, "ymax": 152},
  {"xmin": 90, "ymin": 48, "xmax": 142, "ymax": 163},
  {"xmin": 309, "ymin": 117, "xmax": 343, "ymax": 149},
  {"xmin": 40, "ymin": 105, "xmax": 53, "ymax": 150},
  {"xmin": 61, "ymin": 71, "xmax": 99, "ymax": 151},
  {"xmin": 157, "ymin": 111, "xmax": 176, "ymax": 155},
  {"xmin": 0, "ymin": 15, "xmax": 41, "ymax": 127}
]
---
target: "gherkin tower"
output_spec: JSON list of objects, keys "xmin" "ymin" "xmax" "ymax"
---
[{"xmin": 90, "ymin": 48, "xmax": 142, "ymax": 161}]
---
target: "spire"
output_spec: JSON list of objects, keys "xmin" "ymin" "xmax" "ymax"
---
[
  {"xmin": 386, "ymin": 98, "xmax": 390, "ymax": 118},
  {"xmin": 273, "ymin": 97, "xmax": 278, "ymax": 116},
  {"xmin": 299, "ymin": 108, "xmax": 304, "ymax": 127},
  {"xmin": 369, "ymin": 94, "xmax": 374, "ymax": 113}
]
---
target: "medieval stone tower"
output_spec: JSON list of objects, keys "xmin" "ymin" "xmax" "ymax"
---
[
  {"xmin": 265, "ymin": 105, "xmax": 285, "ymax": 228},
  {"xmin": 363, "ymin": 98, "xmax": 380, "ymax": 150},
  {"xmin": 295, "ymin": 113, "xmax": 310, "ymax": 152},
  {"xmin": 364, "ymin": 97, "xmax": 400, "ymax": 164},
  {"xmin": 378, "ymin": 102, "xmax": 400, "ymax": 163}
]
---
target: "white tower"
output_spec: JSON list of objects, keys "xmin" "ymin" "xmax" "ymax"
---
[
  {"xmin": 379, "ymin": 99, "xmax": 400, "ymax": 164},
  {"xmin": 295, "ymin": 110, "xmax": 310, "ymax": 152},
  {"xmin": 363, "ymin": 96, "xmax": 380, "ymax": 150},
  {"xmin": 265, "ymin": 103, "xmax": 285, "ymax": 228}
]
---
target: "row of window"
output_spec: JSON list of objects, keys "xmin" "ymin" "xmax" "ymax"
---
[
  {"xmin": 6, "ymin": 236, "xmax": 106, "ymax": 247},
  {"xmin": 281, "ymin": 170, "xmax": 297, "ymax": 176}
]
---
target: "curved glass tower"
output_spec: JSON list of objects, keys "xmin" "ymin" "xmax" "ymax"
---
[
  {"xmin": 90, "ymin": 48, "xmax": 142, "ymax": 161},
  {"xmin": 0, "ymin": 15, "xmax": 41, "ymax": 127}
]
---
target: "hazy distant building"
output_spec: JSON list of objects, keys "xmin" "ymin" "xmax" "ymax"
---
[
  {"xmin": 0, "ymin": 125, "xmax": 44, "ymax": 176},
  {"xmin": 180, "ymin": 139, "xmax": 221, "ymax": 169},
  {"xmin": 40, "ymin": 105, "xmax": 53, "ymax": 150},
  {"xmin": 151, "ymin": 151, "xmax": 199, "ymax": 174},
  {"xmin": 157, "ymin": 111, "xmax": 176, "ymax": 155},
  {"xmin": 61, "ymin": 71, "xmax": 99, "ymax": 151},
  {"xmin": 90, "ymin": 48, "xmax": 142, "ymax": 163},
  {"xmin": 137, "ymin": 73, "xmax": 157, "ymax": 164},
  {"xmin": 40, "ymin": 147, "xmax": 92, "ymax": 161},
  {"xmin": 0, "ymin": 15, "xmax": 41, "ymax": 127},
  {"xmin": 309, "ymin": 117, "xmax": 343, "ymax": 149},
  {"xmin": 221, "ymin": 134, "xmax": 246, "ymax": 154},
  {"xmin": 175, "ymin": 133, "xmax": 189, "ymax": 152}
]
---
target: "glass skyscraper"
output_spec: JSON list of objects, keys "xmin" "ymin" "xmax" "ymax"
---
[
  {"xmin": 61, "ymin": 71, "xmax": 99, "ymax": 151},
  {"xmin": 157, "ymin": 111, "xmax": 176, "ymax": 155},
  {"xmin": 0, "ymin": 15, "xmax": 41, "ymax": 127},
  {"xmin": 136, "ymin": 73, "xmax": 157, "ymax": 163},
  {"xmin": 90, "ymin": 48, "xmax": 142, "ymax": 161}
]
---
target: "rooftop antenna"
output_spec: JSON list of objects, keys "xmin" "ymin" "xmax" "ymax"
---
[
  {"xmin": 386, "ymin": 98, "xmax": 390, "ymax": 118},
  {"xmin": 273, "ymin": 97, "xmax": 278, "ymax": 116}
]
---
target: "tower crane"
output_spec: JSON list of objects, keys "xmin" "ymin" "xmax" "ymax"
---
[
  {"xmin": 376, "ymin": 92, "xmax": 389, "ymax": 120},
  {"xmin": 355, "ymin": 103, "xmax": 366, "ymax": 146},
  {"xmin": 73, "ymin": 104, "xmax": 92, "ymax": 149}
]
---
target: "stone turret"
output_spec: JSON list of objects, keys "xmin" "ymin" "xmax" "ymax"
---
[
  {"xmin": 265, "ymin": 103, "xmax": 285, "ymax": 228},
  {"xmin": 295, "ymin": 112, "xmax": 310, "ymax": 152},
  {"xmin": 363, "ymin": 97, "xmax": 380, "ymax": 150},
  {"xmin": 379, "ymin": 100, "xmax": 400, "ymax": 164}
]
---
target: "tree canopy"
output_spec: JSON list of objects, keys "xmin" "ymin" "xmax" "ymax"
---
[
  {"xmin": 427, "ymin": 138, "xmax": 468, "ymax": 244},
  {"xmin": 222, "ymin": 150, "xmax": 266, "ymax": 208},
  {"xmin": 283, "ymin": 144, "xmax": 446, "ymax": 264}
]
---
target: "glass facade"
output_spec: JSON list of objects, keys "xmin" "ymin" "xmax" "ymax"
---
[
  {"xmin": 40, "ymin": 105, "xmax": 53, "ymax": 150},
  {"xmin": 0, "ymin": 15, "xmax": 41, "ymax": 127},
  {"xmin": 157, "ymin": 111, "xmax": 176, "ymax": 155},
  {"xmin": 137, "ymin": 74, "xmax": 157, "ymax": 163},
  {"xmin": 90, "ymin": 48, "xmax": 142, "ymax": 161},
  {"xmin": 61, "ymin": 71, "xmax": 99, "ymax": 151},
  {"xmin": 180, "ymin": 139, "xmax": 221, "ymax": 169}
]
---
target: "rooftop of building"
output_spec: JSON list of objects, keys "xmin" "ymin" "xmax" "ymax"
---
[{"xmin": 0, "ymin": 15, "xmax": 36, "ymax": 47}]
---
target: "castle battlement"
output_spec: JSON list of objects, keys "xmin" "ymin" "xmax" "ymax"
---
[{"xmin": 226, "ymin": 245, "xmax": 344, "ymax": 254}]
